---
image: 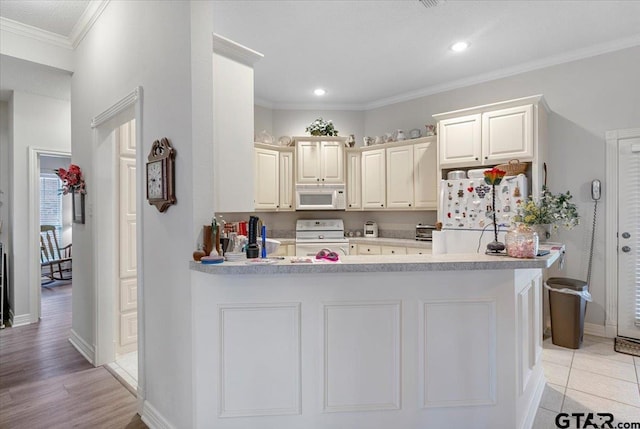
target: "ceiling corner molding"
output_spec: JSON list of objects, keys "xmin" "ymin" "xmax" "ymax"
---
[
  {"xmin": 91, "ymin": 86, "xmax": 141, "ymax": 128},
  {"xmin": 212, "ymin": 33, "xmax": 263, "ymax": 66},
  {"xmin": 364, "ymin": 33, "xmax": 640, "ymax": 111},
  {"xmin": 269, "ymin": 102, "xmax": 366, "ymax": 111},
  {"xmin": 0, "ymin": 17, "xmax": 72, "ymax": 50},
  {"xmin": 69, "ymin": 0, "xmax": 111, "ymax": 49}
]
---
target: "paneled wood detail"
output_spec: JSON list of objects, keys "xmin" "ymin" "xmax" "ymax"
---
[
  {"xmin": 119, "ymin": 157, "xmax": 137, "ymax": 277},
  {"xmin": 323, "ymin": 301, "xmax": 401, "ymax": 412},
  {"xmin": 219, "ymin": 303, "xmax": 301, "ymax": 417},
  {"xmin": 421, "ymin": 299, "xmax": 496, "ymax": 407},
  {"xmin": 119, "ymin": 311, "xmax": 138, "ymax": 347},
  {"xmin": 518, "ymin": 273, "xmax": 542, "ymax": 394},
  {"xmin": 120, "ymin": 277, "xmax": 137, "ymax": 312},
  {"xmin": 119, "ymin": 119, "xmax": 136, "ymax": 156}
]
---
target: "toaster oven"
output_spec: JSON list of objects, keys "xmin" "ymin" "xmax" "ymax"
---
[{"xmin": 415, "ymin": 224, "xmax": 435, "ymax": 241}]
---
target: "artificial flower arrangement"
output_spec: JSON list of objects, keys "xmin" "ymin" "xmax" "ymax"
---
[
  {"xmin": 55, "ymin": 164, "xmax": 86, "ymax": 195},
  {"xmin": 305, "ymin": 117, "xmax": 339, "ymax": 136},
  {"xmin": 484, "ymin": 167, "xmax": 507, "ymax": 253},
  {"xmin": 515, "ymin": 186, "xmax": 580, "ymax": 231}
]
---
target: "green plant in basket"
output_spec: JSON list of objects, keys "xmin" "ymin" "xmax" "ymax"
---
[{"xmin": 515, "ymin": 186, "xmax": 580, "ymax": 231}]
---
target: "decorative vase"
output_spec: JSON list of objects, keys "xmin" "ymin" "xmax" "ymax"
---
[
  {"xmin": 486, "ymin": 183, "xmax": 505, "ymax": 254},
  {"xmin": 506, "ymin": 224, "xmax": 539, "ymax": 258},
  {"xmin": 531, "ymin": 224, "xmax": 552, "ymax": 242}
]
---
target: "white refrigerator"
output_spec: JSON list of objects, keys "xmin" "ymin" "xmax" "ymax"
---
[{"xmin": 436, "ymin": 174, "xmax": 528, "ymax": 254}]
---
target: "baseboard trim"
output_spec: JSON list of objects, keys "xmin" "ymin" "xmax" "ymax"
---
[
  {"xmin": 69, "ymin": 329, "xmax": 95, "ymax": 365},
  {"xmin": 9, "ymin": 309, "xmax": 32, "ymax": 327},
  {"xmin": 584, "ymin": 322, "xmax": 616, "ymax": 339},
  {"xmin": 141, "ymin": 401, "xmax": 177, "ymax": 429}
]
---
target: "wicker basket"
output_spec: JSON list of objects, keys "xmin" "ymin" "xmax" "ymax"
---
[{"xmin": 495, "ymin": 159, "xmax": 528, "ymax": 176}]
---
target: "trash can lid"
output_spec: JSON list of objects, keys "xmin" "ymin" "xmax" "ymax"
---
[{"xmin": 546, "ymin": 277, "xmax": 588, "ymax": 291}]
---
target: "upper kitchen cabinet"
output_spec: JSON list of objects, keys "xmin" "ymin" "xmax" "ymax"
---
[
  {"xmin": 362, "ymin": 148, "xmax": 386, "ymax": 209},
  {"xmin": 386, "ymin": 145, "xmax": 414, "ymax": 209},
  {"xmin": 346, "ymin": 150, "xmax": 362, "ymax": 210},
  {"xmin": 434, "ymin": 95, "xmax": 549, "ymax": 197},
  {"xmin": 294, "ymin": 137, "xmax": 346, "ymax": 184},
  {"xmin": 413, "ymin": 139, "xmax": 437, "ymax": 209},
  {"xmin": 434, "ymin": 95, "xmax": 547, "ymax": 168},
  {"xmin": 212, "ymin": 34, "xmax": 263, "ymax": 212},
  {"xmin": 254, "ymin": 144, "xmax": 294, "ymax": 211}
]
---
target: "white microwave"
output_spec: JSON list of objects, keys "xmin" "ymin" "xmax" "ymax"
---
[{"xmin": 295, "ymin": 184, "xmax": 346, "ymax": 210}]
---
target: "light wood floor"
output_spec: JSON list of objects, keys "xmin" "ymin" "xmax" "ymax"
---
[{"xmin": 0, "ymin": 283, "xmax": 147, "ymax": 428}]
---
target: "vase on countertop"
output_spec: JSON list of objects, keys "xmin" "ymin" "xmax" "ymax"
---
[{"xmin": 530, "ymin": 224, "xmax": 552, "ymax": 242}]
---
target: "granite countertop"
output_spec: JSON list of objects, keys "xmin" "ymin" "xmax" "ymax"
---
[{"xmin": 190, "ymin": 250, "xmax": 560, "ymax": 275}]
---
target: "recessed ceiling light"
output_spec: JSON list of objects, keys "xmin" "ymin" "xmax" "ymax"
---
[
  {"xmin": 314, "ymin": 88, "xmax": 326, "ymax": 96},
  {"xmin": 450, "ymin": 41, "xmax": 469, "ymax": 52}
]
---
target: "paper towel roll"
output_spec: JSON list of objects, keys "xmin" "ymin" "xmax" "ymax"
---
[{"xmin": 432, "ymin": 230, "xmax": 447, "ymax": 255}]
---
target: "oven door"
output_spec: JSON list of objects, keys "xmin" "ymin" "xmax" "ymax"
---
[{"xmin": 295, "ymin": 241, "xmax": 350, "ymax": 257}]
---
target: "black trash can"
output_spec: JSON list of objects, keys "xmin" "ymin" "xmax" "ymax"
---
[{"xmin": 547, "ymin": 277, "xmax": 589, "ymax": 349}]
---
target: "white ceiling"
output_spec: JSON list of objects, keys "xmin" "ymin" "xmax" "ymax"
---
[{"xmin": 2, "ymin": 0, "xmax": 640, "ymax": 109}]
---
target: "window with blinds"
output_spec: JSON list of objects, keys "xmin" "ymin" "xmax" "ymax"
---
[{"xmin": 40, "ymin": 174, "xmax": 63, "ymax": 238}]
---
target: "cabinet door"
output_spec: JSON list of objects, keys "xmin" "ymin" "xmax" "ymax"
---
[
  {"xmin": 296, "ymin": 141, "xmax": 321, "ymax": 183},
  {"xmin": 386, "ymin": 145, "xmax": 414, "ymax": 209},
  {"xmin": 438, "ymin": 114, "xmax": 482, "ymax": 166},
  {"xmin": 406, "ymin": 247, "xmax": 431, "ymax": 255},
  {"xmin": 358, "ymin": 244, "xmax": 381, "ymax": 255},
  {"xmin": 362, "ymin": 149, "xmax": 386, "ymax": 209},
  {"xmin": 381, "ymin": 246, "xmax": 407, "ymax": 255},
  {"xmin": 482, "ymin": 104, "xmax": 533, "ymax": 163},
  {"xmin": 346, "ymin": 151, "xmax": 362, "ymax": 210},
  {"xmin": 254, "ymin": 147, "xmax": 279, "ymax": 210},
  {"xmin": 279, "ymin": 150, "xmax": 294, "ymax": 210},
  {"xmin": 320, "ymin": 141, "xmax": 345, "ymax": 183},
  {"xmin": 414, "ymin": 141, "xmax": 437, "ymax": 209}
]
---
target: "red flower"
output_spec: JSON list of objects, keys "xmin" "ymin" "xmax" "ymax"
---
[
  {"xmin": 483, "ymin": 167, "xmax": 507, "ymax": 185},
  {"xmin": 55, "ymin": 164, "xmax": 86, "ymax": 195}
]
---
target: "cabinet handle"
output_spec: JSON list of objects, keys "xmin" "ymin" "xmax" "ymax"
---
[
  {"xmin": 322, "ymin": 178, "xmax": 325, "ymax": 181},
  {"xmin": 317, "ymin": 178, "xmax": 320, "ymax": 182},
  {"xmin": 381, "ymin": 204, "xmax": 384, "ymax": 207},
  {"xmin": 475, "ymin": 157, "xmax": 479, "ymax": 161},
  {"xmin": 349, "ymin": 204, "xmax": 352, "ymax": 207},
  {"xmin": 409, "ymin": 203, "xmax": 412, "ymax": 207},
  {"xmin": 276, "ymin": 205, "xmax": 279, "ymax": 208},
  {"xmin": 391, "ymin": 250, "xmax": 395, "ymax": 254},
  {"xmin": 484, "ymin": 156, "xmax": 488, "ymax": 160},
  {"xmin": 289, "ymin": 205, "xmax": 292, "ymax": 208}
]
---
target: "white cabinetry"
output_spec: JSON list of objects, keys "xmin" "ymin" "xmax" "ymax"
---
[
  {"xmin": 386, "ymin": 145, "xmax": 414, "ymax": 209},
  {"xmin": 434, "ymin": 95, "xmax": 548, "ymax": 198},
  {"xmin": 381, "ymin": 245, "xmax": 406, "ymax": 255},
  {"xmin": 295, "ymin": 138, "xmax": 345, "ymax": 184},
  {"xmin": 436, "ymin": 99, "xmax": 538, "ymax": 168},
  {"xmin": 362, "ymin": 149, "xmax": 386, "ymax": 209},
  {"xmin": 346, "ymin": 150, "xmax": 361, "ymax": 210},
  {"xmin": 254, "ymin": 144, "xmax": 294, "ymax": 211},
  {"xmin": 413, "ymin": 141, "xmax": 438, "ymax": 209}
]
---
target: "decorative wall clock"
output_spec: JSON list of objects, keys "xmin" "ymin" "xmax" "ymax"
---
[{"xmin": 146, "ymin": 137, "xmax": 176, "ymax": 212}]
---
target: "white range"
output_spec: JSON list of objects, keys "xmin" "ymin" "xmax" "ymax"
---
[{"xmin": 295, "ymin": 219, "xmax": 350, "ymax": 257}]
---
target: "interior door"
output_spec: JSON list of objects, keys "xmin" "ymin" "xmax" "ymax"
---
[{"xmin": 617, "ymin": 136, "xmax": 640, "ymax": 340}]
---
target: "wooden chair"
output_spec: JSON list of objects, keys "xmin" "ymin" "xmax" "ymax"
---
[{"xmin": 40, "ymin": 225, "xmax": 72, "ymax": 282}]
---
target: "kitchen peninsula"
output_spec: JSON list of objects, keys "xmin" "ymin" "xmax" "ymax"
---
[{"xmin": 191, "ymin": 251, "xmax": 560, "ymax": 429}]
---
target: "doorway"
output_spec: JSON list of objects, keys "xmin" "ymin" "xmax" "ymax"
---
[{"xmin": 614, "ymin": 130, "xmax": 640, "ymax": 342}]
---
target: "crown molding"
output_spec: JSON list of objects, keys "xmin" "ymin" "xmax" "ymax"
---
[
  {"xmin": 0, "ymin": 17, "xmax": 72, "ymax": 50},
  {"xmin": 212, "ymin": 33, "xmax": 264, "ymax": 66},
  {"xmin": 69, "ymin": 0, "xmax": 110, "ymax": 49},
  {"xmin": 260, "ymin": 34, "xmax": 640, "ymax": 112}
]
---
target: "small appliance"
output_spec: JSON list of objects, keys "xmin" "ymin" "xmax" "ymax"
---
[
  {"xmin": 364, "ymin": 221, "xmax": 378, "ymax": 238},
  {"xmin": 295, "ymin": 184, "xmax": 346, "ymax": 210},
  {"xmin": 415, "ymin": 224, "xmax": 436, "ymax": 241}
]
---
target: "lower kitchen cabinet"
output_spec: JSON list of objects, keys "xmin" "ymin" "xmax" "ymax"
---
[
  {"xmin": 381, "ymin": 245, "xmax": 407, "ymax": 255},
  {"xmin": 358, "ymin": 245, "xmax": 381, "ymax": 255},
  {"xmin": 406, "ymin": 247, "xmax": 431, "ymax": 255}
]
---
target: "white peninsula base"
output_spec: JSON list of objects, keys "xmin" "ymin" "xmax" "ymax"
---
[{"xmin": 192, "ymin": 258, "xmax": 549, "ymax": 429}]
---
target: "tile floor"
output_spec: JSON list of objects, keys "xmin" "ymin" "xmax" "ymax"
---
[
  {"xmin": 106, "ymin": 351, "xmax": 138, "ymax": 394},
  {"xmin": 533, "ymin": 335, "xmax": 640, "ymax": 428}
]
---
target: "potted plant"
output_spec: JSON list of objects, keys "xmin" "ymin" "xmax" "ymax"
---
[
  {"xmin": 305, "ymin": 117, "xmax": 339, "ymax": 136},
  {"xmin": 515, "ymin": 186, "xmax": 580, "ymax": 239}
]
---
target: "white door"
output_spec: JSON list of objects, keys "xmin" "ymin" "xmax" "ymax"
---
[
  {"xmin": 362, "ymin": 149, "xmax": 386, "ymax": 209},
  {"xmin": 617, "ymin": 135, "xmax": 640, "ymax": 340},
  {"xmin": 482, "ymin": 104, "xmax": 533, "ymax": 163},
  {"xmin": 296, "ymin": 141, "xmax": 321, "ymax": 183},
  {"xmin": 414, "ymin": 141, "xmax": 438, "ymax": 209},
  {"xmin": 254, "ymin": 147, "xmax": 279, "ymax": 210},
  {"xmin": 438, "ymin": 114, "xmax": 482, "ymax": 167},
  {"xmin": 320, "ymin": 141, "xmax": 345, "ymax": 183},
  {"xmin": 346, "ymin": 151, "xmax": 362, "ymax": 210},
  {"xmin": 118, "ymin": 120, "xmax": 137, "ymax": 355},
  {"xmin": 279, "ymin": 150, "xmax": 294, "ymax": 211},
  {"xmin": 386, "ymin": 145, "xmax": 414, "ymax": 209}
]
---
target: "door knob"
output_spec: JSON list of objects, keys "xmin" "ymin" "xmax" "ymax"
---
[
  {"xmin": 621, "ymin": 246, "xmax": 631, "ymax": 253},
  {"xmin": 622, "ymin": 232, "xmax": 631, "ymax": 239}
]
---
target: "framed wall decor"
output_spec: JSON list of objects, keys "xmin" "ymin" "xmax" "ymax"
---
[
  {"xmin": 146, "ymin": 137, "xmax": 176, "ymax": 212},
  {"xmin": 72, "ymin": 191, "xmax": 85, "ymax": 224}
]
